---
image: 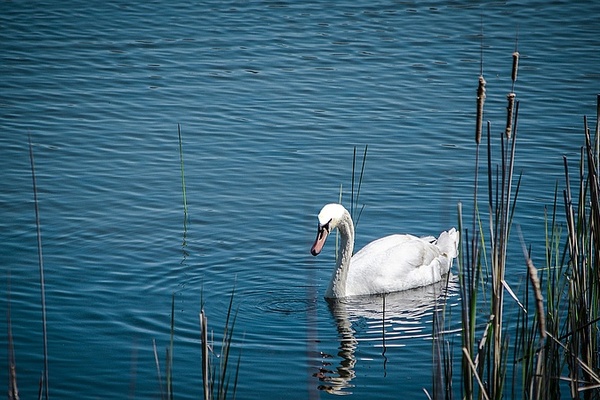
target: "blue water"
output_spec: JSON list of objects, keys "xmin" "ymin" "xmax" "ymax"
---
[{"xmin": 1, "ymin": 1, "xmax": 599, "ymax": 398}]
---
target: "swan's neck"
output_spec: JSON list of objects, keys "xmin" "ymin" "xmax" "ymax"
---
[{"xmin": 325, "ymin": 210, "xmax": 355, "ymax": 298}]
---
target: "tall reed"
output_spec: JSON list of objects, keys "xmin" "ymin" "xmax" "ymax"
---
[
  {"xmin": 178, "ymin": 124, "xmax": 189, "ymax": 240},
  {"xmin": 434, "ymin": 47, "xmax": 524, "ymax": 399},
  {"xmin": 153, "ymin": 295, "xmax": 176, "ymax": 400},
  {"xmin": 200, "ymin": 287, "xmax": 241, "ymax": 400},
  {"xmin": 153, "ymin": 126, "xmax": 241, "ymax": 399},
  {"xmin": 335, "ymin": 146, "xmax": 368, "ymax": 263},
  {"xmin": 520, "ymin": 97, "xmax": 600, "ymax": 400},
  {"xmin": 557, "ymin": 104, "xmax": 600, "ymax": 398},
  {"xmin": 154, "ymin": 255, "xmax": 241, "ymax": 398},
  {"xmin": 350, "ymin": 145, "xmax": 368, "ymax": 226},
  {"xmin": 28, "ymin": 135, "xmax": 50, "ymax": 400},
  {"xmin": 7, "ymin": 276, "xmax": 20, "ymax": 400},
  {"xmin": 458, "ymin": 56, "xmax": 523, "ymax": 400},
  {"xmin": 433, "ymin": 48, "xmax": 600, "ymax": 399}
]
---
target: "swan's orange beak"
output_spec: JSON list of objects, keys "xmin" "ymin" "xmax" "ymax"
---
[{"xmin": 311, "ymin": 224, "xmax": 329, "ymax": 256}]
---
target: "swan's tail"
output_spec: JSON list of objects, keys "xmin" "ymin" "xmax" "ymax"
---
[{"xmin": 437, "ymin": 228, "xmax": 459, "ymax": 259}]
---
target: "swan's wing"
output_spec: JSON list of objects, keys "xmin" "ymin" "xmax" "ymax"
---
[
  {"xmin": 347, "ymin": 234, "xmax": 447, "ymax": 295},
  {"xmin": 352, "ymin": 234, "xmax": 438, "ymax": 266},
  {"xmin": 352, "ymin": 234, "xmax": 420, "ymax": 257}
]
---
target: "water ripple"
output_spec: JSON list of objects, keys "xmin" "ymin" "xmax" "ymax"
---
[{"xmin": 1, "ymin": 1, "xmax": 599, "ymax": 398}]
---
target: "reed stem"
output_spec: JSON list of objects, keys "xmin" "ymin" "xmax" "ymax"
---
[
  {"xmin": 350, "ymin": 145, "xmax": 368, "ymax": 227},
  {"xmin": 200, "ymin": 310, "xmax": 210, "ymax": 400},
  {"xmin": 178, "ymin": 124, "xmax": 189, "ymax": 240},
  {"xmin": 7, "ymin": 276, "xmax": 20, "ymax": 400},
  {"xmin": 28, "ymin": 135, "xmax": 49, "ymax": 400}
]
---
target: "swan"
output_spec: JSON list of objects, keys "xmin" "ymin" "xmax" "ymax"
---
[{"xmin": 310, "ymin": 203, "xmax": 459, "ymax": 298}]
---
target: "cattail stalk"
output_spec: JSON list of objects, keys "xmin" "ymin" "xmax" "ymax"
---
[
  {"xmin": 527, "ymin": 252, "xmax": 546, "ymax": 400},
  {"xmin": 526, "ymin": 257, "xmax": 546, "ymax": 340},
  {"xmin": 511, "ymin": 51, "xmax": 519, "ymax": 90},
  {"xmin": 505, "ymin": 52, "xmax": 519, "ymax": 139},
  {"xmin": 476, "ymin": 75, "xmax": 486, "ymax": 144},
  {"xmin": 505, "ymin": 92, "xmax": 516, "ymax": 139}
]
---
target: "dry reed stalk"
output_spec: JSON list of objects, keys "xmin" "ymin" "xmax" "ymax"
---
[
  {"xmin": 541, "ymin": 196, "xmax": 565, "ymax": 400},
  {"xmin": 462, "ymin": 348, "xmax": 490, "ymax": 400},
  {"xmin": 474, "ymin": 316, "xmax": 494, "ymax": 371},
  {"xmin": 490, "ymin": 99, "xmax": 520, "ymax": 399},
  {"xmin": 584, "ymin": 118, "xmax": 600, "ymax": 235},
  {"xmin": 456, "ymin": 202, "xmax": 475, "ymax": 399},
  {"xmin": 431, "ymin": 272, "xmax": 456, "ymax": 400},
  {"xmin": 198, "ymin": 287, "xmax": 240, "ymax": 400},
  {"xmin": 8, "ymin": 294, "xmax": 20, "ymax": 400},
  {"xmin": 217, "ymin": 289, "xmax": 237, "ymax": 400},
  {"xmin": 200, "ymin": 310, "xmax": 210, "ymax": 400},
  {"xmin": 524, "ymin": 243, "xmax": 547, "ymax": 398},
  {"xmin": 563, "ymin": 156, "xmax": 577, "ymax": 259},
  {"xmin": 152, "ymin": 339, "xmax": 165, "ymax": 399},
  {"xmin": 166, "ymin": 295, "xmax": 175, "ymax": 400},
  {"xmin": 545, "ymin": 332, "xmax": 600, "ymax": 386}
]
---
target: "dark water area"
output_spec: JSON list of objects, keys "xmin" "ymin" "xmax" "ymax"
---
[{"xmin": 1, "ymin": 1, "xmax": 599, "ymax": 398}]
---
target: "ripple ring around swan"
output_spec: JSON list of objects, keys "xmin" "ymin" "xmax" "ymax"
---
[{"xmin": 257, "ymin": 297, "xmax": 318, "ymax": 314}]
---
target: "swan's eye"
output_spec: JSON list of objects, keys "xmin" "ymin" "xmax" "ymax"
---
[{"xmin": 319, "ymin": 219, "xmax": 332, "ymax": 236}]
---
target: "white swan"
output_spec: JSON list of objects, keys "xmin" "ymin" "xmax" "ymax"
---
[{"xmin": 310, "ymin": 203, "xmax": 459, "ymax": 298}]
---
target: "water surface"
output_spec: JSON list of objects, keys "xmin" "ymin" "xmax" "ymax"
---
[{"xmin": 1, "ymin": 1, "xmax": 599, "ymax": 398}]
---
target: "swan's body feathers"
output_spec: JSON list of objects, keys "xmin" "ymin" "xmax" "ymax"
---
[
  {"xmin": 346, "ymin": 233, "xmax": 453, "ymax": 296},
  {"xmin": 311, "ymin": 203, "xmax": 459, "ymax": 298}
]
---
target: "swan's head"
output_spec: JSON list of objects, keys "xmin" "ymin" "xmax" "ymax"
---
[{"xmin": 310, "ymin": 203, "xmax": 348, "ymax": 256}]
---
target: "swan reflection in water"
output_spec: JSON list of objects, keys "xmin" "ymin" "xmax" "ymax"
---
[{"xmin": 313, "ymin": 276, "xmax": 458, "ymax": 395}]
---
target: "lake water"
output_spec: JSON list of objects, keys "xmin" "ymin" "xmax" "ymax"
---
[{"xmin": 1, "ymin": 1, "xmax": 599, "ymax": 398}]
